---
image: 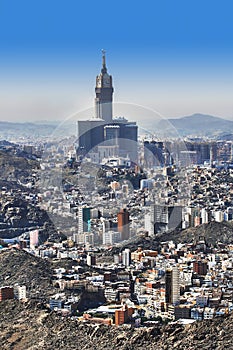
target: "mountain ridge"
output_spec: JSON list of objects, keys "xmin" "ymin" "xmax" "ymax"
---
[{"xmin": 156, "ymin": 113, "xmax": 233, "ymax": 137}]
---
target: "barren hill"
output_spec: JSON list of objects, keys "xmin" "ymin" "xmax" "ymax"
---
[
  {"xmin": 0, "ymin": 299, "xmax": 232, "ymax": 350},
  {"xmin": 0, "ymin": 249, "xmax": 54, "ymax": 298},
  {"xmin": 159, "ymin": 221, "xmax": 233, "ymax": 246}
]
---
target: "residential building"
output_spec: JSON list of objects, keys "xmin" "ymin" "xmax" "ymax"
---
[
  {"xmin": 165, "ymin": 265, "xmax": 180, "ymax": 306},
  {"xmin": 0, "ymin": 287, "xmax": 14, "ymax": 301}
]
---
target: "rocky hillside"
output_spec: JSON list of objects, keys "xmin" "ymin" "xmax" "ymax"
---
[
  {"xmin": 107, "ymin": 234, "xmax": 160, "ymax": 255},
  {"xmin": 159, "ymin": 221, "xmax": 233, "ymax": 246},
  {"xmin": 0, "ymin": 249, "xmax": 54, "ymax": 298},
  {"xmin": 0, "ymin": 195, "xmax": 55, "ymax": 239},
  {"xmin": 0, "ymin": 299, "xmax": 232, "ymax": 350},
  {"xmin": 0, "ymin": 148, "xmax": 56, "ymax": 239},
  {"xmin": 0, "ymin": 149, "xmax": 39, "ymax": 182},
  {"xmin": 0, "ymin": 249, "xmax": 105, "ymax": 310},
  {"xmin": 106, "ymin": 221, "xmax": 233, "ymax": 256}
]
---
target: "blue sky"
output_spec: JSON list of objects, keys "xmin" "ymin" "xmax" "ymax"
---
[{"xmin": 0, "ymin": 0, "xmax": 233, "ymax": 122}]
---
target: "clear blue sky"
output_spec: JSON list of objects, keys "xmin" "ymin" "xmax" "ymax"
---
[{"xmin": 0, "ymin": 0, "xmax": 233, "ymax": 122}]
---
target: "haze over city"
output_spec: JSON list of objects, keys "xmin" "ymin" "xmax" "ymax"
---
[{"xmin": 0, "ymin": 0, "xmax": 233, "ymax": 123}]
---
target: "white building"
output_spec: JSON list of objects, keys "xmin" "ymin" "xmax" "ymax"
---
[
  {"xmin": 144, "ymin": 210, "xmax": 154, "ymax": 236},
  {"xmin": 29, "ymin": 230, "xmax": 39, "ymax": 249},
  {"xmin": 15, "ymin": 285, "xmax": 27, "ymax": 300},
  {"xmin": 214, "ymin": 210, "xmax": 224, "ymax": 222},
  {"xmin": 73, "ymin": 232, "xmax": 94, "ymax": 245},
  {"xmin": 122, "ymin": 248, "xmax": 131, "ymax": 267},
  {"xmin": 103, "ymin": 231, "xmax": 121, "ymax": 245}
]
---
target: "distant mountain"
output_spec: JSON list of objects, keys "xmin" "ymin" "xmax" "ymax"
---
[
  {"xmin": 2, "ymin": 114, "xmax": 233, "ymax": 140},
  {"xmin": 157, "ymin": 113, "xmax": 233, "ymax": 137},
  {"xmin": 0, "ymin": 120, "xmax": 76, "ymax": 140}
]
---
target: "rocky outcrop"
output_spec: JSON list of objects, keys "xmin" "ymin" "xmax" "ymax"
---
[
  {"xmin": 159, "ymin": 221, "xmax": 233, "ymax": 246},
  {"xmin": 0, "ymin": 248, "xmax": 54, "ymax": 298},
  {"xmin": 0, "ymin": 149, "xmax": 56, "ymax": 239},
  {"xmin": 0, "ymin": 195, "xmax": 54, "ymax": 239},
  {"xmin": 107, "ymin": 221, "xmax": 233, "ymax": 256},
  {"xmin": 0, "ymin": 299, "xmax": 233, "ymax": 350}
]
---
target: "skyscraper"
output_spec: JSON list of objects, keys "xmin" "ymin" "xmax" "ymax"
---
[
  {"xmin": 95, "ymin": 50, "xmax": 114, "ymax": 123},
  {"xmin": 78, "ymin": 206, "xmax": 91, "ymax": 234},
  {"xmin": 77, "ymin": 51, "xmax": 138, "ymax": 163},
  {"xmin": 165, "ymin": 265, "xmax": 180, "ymax": 305},
  {"xmin": 29, "ymin": 229, "xmax": 39, "ymax": 249},
  {"xmin": 145, "ymin": 204, "xmax": 183, "ymax": 235},
  {"xmin": 117, "ymin": 208, "xmax": 130, "ymax": 241},
  {"xmin": 122, "ymin": 248, "xmax": 131, "ymax": 267}
]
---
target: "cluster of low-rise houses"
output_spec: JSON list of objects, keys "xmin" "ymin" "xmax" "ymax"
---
[
  {"xmin": 38, "ymin": 136, "xmax": 233, "ymax": 241},
  {"xmin": 45, "ymin": 238, "xmax": 233, "ymax": 325},
  {"xmin": 2, "ymin": 235, "xmax": 233, "ymax": 327},
  {"xmin": 2, "ymin": 137, "xmax": 233, "ymax": 327}
]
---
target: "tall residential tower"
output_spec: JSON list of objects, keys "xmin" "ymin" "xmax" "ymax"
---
[{"xmin": 165, "ymin": 265, "xmax": 180, "ymax": 306}]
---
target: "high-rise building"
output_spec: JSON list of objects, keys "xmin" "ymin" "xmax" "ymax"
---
[
  {"xmin": 122, "ymin": 248, "xmax": 131, "ymax": 267},
  {"xmin": 183, "ymin": 141, "xmax": 217, "ymax": 165},
  {"xmin": 145, "ymin": 204, "xmax": 183, "ymax": 235},
  {"xmin": 29, "ymin": 229, "xmax": 39, "ymax": 249},
  {"xmin": 95, "ymin": 50, "xmax": 114, "ymax": 123},
  {"xmin": 87, "ymin": 254, "xmax": 96, "ymax": 266},
  {"xmin": 143, "ymin": 141, "xmax": 165, "ymax": 168},
  {"xmin": 78, "ymin": 206, "xmax": 91, "ymax": 234},
  {"xmin": 77, "ymin": 51, "xmax": 138, "ymax": 163},
  {"xmin": 115, "ymin": 304, "xmax": 134, "ymax": 325},
  {"xmin": 103, "ymin": 230, "xmax": 121, "ymax": 245},
  {"xmin": 117, "ymin": 208, "xmax": 130, "ymax": 241},
  {"xmin": 165, "ymin": 265, "xmax": 180, "ymax": 306}
]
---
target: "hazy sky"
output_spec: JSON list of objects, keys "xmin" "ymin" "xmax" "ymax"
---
[{"xmin": 0, "ymin": 0, "xmax": 233, "ymax": 123}]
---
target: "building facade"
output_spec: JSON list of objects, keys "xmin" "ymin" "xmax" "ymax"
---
[
  {"xmin": 0, "ymin": 287, "xmax": 14, "ymax": 301},
  {"xmin": 117, "ymin": 208, "xmax": 130, "ymax": 241},
  {"xmin": 165, "ymin": 265, "xmax": 180, "ymax": 306}
]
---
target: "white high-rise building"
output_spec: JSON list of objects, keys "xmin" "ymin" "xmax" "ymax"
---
[
  {"xmin": 144, "ymin": 210, "xmax": 154, "ymax": 236},
  {"xmin": 122, "ymin": 248, "xmax": 131, "ymax": 267},
  {"xmin": 201, "ymin": 208, "xmax": 209, "ymax": 224},
  {"xmin": 30, "ymin": 230, "xmax": 39, "ymax": 249}
]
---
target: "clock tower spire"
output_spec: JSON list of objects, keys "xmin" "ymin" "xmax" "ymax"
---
[
  {"xmin": 101, "ymin": 49, "xmax": 107, "ymax": 74},
  {"xmin": 95, "ymin": 50, "xmax": 114, "ymax": 122}
]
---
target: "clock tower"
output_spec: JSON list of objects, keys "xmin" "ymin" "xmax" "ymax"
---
[{"xmin": 95, "ymin": 50, "xmax": 114, "ymax": 122}]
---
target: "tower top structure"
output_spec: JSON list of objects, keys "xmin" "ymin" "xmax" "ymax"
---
[
  {"xmin": 95, "ymin": 49, "xmax": 114, "ymax": 122},
  {"xmin": 101, "ymin": 49, "xmax": 107, "ymax": 74}
]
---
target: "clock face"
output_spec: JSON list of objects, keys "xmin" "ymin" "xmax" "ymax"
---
[{"xmin": 103, "ymin": 76, "xmax": 110, "ymax": 87}]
